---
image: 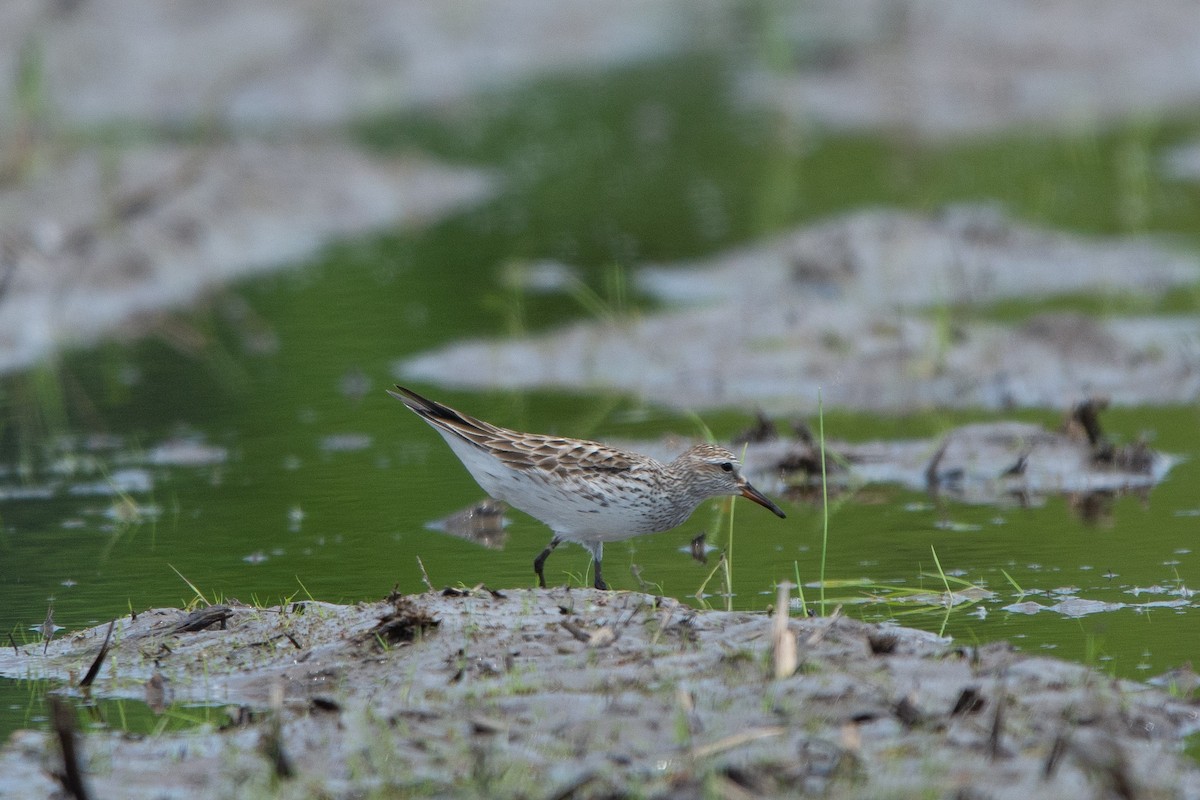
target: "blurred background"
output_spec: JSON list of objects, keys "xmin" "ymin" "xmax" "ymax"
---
[{"xmin": 2, "ymin": 0, "xmax": 1199, "ymax": 736}]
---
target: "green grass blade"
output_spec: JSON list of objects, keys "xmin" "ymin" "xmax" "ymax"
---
[{"xmin": 818, "ymin": 389, "xmax": 829, "ymax": 616}]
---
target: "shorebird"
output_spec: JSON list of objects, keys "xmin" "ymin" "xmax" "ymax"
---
[{"xmin": 390, "ymin": 385, "xmax": 787, "ymax": 590}]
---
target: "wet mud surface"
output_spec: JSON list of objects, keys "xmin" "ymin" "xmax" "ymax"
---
[
  {"xmin": 741, "ymin": 398, "xmax": 1178, "ymax": 508},
  {"xmin": 0, "ymin": 142, "xmax": 495, "ymax": 373},
  {"xmin": 398, "ymin": 207, "xmax": 1200, "ymax": 412},
  {"xmin": 0, "ymin": 0, "xmax": 711, "ymax": 375},
  {"xmin": 742, "ymin": 0, "xmax": 1200, "ymax": 138},
  {"xmin": 3, "ymin": 588, "xmax": 1199, "ymax": 798},
  {"xmin": 5, "ymin": 2, "xmax": 1200, "ymax": 389}
]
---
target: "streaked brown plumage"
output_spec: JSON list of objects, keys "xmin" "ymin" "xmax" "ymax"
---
[{"xmin": 391, "ymin": 385, "xmax": 786, "ymax": 589}]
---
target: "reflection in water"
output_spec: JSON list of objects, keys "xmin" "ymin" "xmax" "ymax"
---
[
  {"xmin": 1069, "ymin": 491, "xmax": 1116, "ymax": 528},
  {"xmin": 145, "ymin": 671, "xmax": 169, "ymax": 715},
  {"xmin": 425, "ymin": 498, "xmax": 509, "ymax": 550}
]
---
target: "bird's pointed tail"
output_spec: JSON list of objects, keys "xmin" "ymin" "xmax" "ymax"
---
[{"xmin": 388, "ymin": 385, "xmax": 494, "ymax": 437}]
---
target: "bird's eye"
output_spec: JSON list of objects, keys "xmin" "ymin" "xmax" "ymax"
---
[{"xmin": 720, "ymin": 462, "xmax": 733, "ymax": 472}]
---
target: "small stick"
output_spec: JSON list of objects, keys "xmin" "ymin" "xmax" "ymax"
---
[
  {"xmin": 648, "ymin": 604, "xmax": 676, "ymax": 648},
  {"xmin": 166, "ymin": 606, "xmax": 232, "ymax": 635},
  {"xmin": 989, "ymin": 679, "xmax": 1007, "ymax": 760},
  {"xmin": 771, "ymin": 582, "xmax": 797, "ymax": 679},
  {"xmin": 49, "ymin": 696, "xmax": 92, "ymax": 800},
  {"xmin": 924, "ymin": 439, "xmax": 949, "ymax": 488},
  {"xmin": 80, "ymin": 620, "xmax": 115, "ymax": 689},
  {"xmin": 559, "ymin": 620, "xmax": 592, "ymax": 643},
  {"xmin": 41, "ymin": 604, "xmax": 56, "ymax": 655},
  {"xmin": 694, "ymin": 551, "xmax": 727, "ymax": 602},
  {"xmin": 1043, "ymin": 730, "xmax": 1069, "ymax": 777},
  {"xmin": 260, "ymin": 680, "xmax": 294, "ymax": 780},
  {"xmin": 691, "ymin": 726, "xmax": 786, "ymax": 759},
  {"xmin": 416, "ymin": 556, "xmax": 435, "ymax": 593},
  {"xmin": 804, "ymin": 605, "xmax": 843, "ymax": 646}
]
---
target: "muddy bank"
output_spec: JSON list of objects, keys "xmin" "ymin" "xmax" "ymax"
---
[
  {"xmin": 397, "ymin": 207, "xmax": 1200, "ymax": 412},
  {"xmin": 5, "ymin": 1, "xmax": 1200, "ymax": 384},
  {"xmin": 743, "ymin": 0, "xmax": 1200, "ymax": 138},
  {"xmin": 628, "ymin": 399, "xmax": 1181, "ymax": 516},
  {"xmin": 0, "ymin": 0, "xmax": 718, "ymax": 376},
  {"xmin": 0, "ymin": 0, "xmax": 723, "ymax": 130},
  {"xmin": 6, "ymin": 1, "xmax": 1198, "ymax": 138},
  {"xmin": 2, "ymin": 588, "xmax": 1199, "ymax": 798},
  {"xmin": 0, "ymin": 142, "xmax": 494, "ymax": 373}
]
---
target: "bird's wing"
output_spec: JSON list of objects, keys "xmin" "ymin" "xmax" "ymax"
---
[
  {"xmin": 480, "ymin": 434, "xmax": 638, "ymax": 476},
  {"xmin": 391, "ymin": 385, "xmax": 640, "ymax": 476}
]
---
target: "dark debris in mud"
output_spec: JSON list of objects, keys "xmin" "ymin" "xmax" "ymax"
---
[
  {"xmin": 440, "ymin": 584, "xmax": 506, "ymax": 600},
  {"xmin": 162, "ymin": 605, "xmax": 233, "ymax": 635},
  {"xmin": 1066, "ymin": 397, "xmax": 1158, "ymax": 475},
  {"xmin": 366, "ymin": 593, "xmax": 440, "ymax": 646},
  {"xmin": 731, "ymin": 410, "xmax": 779, "ymax": 446},
  {"xmin": 738, "ymin": 398, "xmax": 1178, "ymax": 515}
]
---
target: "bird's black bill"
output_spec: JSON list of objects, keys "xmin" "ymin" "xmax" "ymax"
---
[{"xmin": 740, "ymin": 483, "xmax": 787, "ymax": 518}]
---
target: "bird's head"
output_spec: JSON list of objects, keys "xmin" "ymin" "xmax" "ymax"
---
[{"xmin": 673, "ymin": 443, "xmax": 786, "ymax": 518}]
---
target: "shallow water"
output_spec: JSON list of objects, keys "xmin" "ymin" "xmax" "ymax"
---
[{"xmin": 2, "ymin": 55, "xmax": 1199, "ymax": 739}]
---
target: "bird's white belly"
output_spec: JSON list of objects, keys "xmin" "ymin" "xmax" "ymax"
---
[
  {"xmin": 499, "ymin": 468, "xmax": 668, "ymax": 540},
  {"xmin": 440, "ymin": 432, "xmax": 681, "ymax": 541}
]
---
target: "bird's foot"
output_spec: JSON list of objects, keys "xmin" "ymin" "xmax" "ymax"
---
[
  {"xmin": 593, "ymin": 560, "xmax": 608, "ymax": 590},
  {"xmin": 533, "ymin": 537, "xmax": 561, "ymax": 589}
]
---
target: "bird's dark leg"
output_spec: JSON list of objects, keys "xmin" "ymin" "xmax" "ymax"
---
[
  {"xmin": 593, "ymin": 559, "xmax": 608, "ymax": 591},
  {"xmin": 533, "ymin": 536, "xmax": 562, "ymax": 588},
  {"xmin": 585, "ymin": 541, "xmax": 608, "ymax": 591}
]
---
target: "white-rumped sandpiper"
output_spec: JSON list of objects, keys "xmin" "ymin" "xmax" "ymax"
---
[{"xmin": 391, "ymin": 385, "xmax": 786, "ymax": 589}]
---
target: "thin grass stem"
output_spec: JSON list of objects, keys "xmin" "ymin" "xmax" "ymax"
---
[
  {"xmin": 169, "ymin": 564, "xmax": 211, "ymax": 607},
  {"xmin": 818, "ymin": 389, "xmax": 829, "ymax": 616},
  {"xmin": 930, "ymin": 545, "xmax": 953, "ymax": 603},
  {"xmin": 793, "ymin": 561, "xmax": 808, "ymax": 617},
  {"xmin": 694, "ymin": 551, "xmax": 727, "ymax": 609}
]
